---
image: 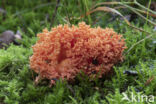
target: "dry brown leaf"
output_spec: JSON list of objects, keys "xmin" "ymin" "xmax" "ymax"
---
[
  {"xmin": 87, "ymin": 6, "xmax": 130, "ymax": 25},
  {"xmin": 91, "ymin": 2, "xmax": 120, "ymax": 10},
  {"xmin": 145, "ymin": 76, "xmax": 155, "ymax": 86}
]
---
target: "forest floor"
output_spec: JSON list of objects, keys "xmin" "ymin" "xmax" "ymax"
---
[{"xmin": 0, "ymin": 0, "xmax": 156, "ymax": 104}]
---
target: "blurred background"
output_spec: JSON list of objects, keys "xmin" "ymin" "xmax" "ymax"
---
[
  {"xmin": 0, "ymin": 0, "xmax": 156, "ymax": 104},
  {"xmin": 0, "ymin": 0, "xmax": 155, "ymax": 33}
]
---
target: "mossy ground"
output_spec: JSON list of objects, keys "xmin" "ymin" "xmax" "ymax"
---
[{"xmin": 0, "ymin": 0, "xmax": 156, "ymax": 104}]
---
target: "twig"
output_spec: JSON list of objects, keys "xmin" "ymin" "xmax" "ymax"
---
[
  {"xmin": 30, "ymin": 69, "xmax": 35, "ymax": 82},
  {"xmin": 146, "ymin": 0, "xmax": 152, "ymax": 25},
  {"xmin": 61, "ymin": 17, "xmax": 71, "ymax": 25},
  {"xmin": 84, "ymin": 0, "xmax": 92, "ymax": 24},
  {"xmin": 50, "ymin": 0, "xmax": 60, "ymax": 27},
  {"xmin": 92, "ymin": 6, "xmax": 126, "ymax": 26},
  {"xmin": 134, "ymin": 8, "xmax": 156, "ymax": 18},
  {"xmin": 114, "ymin": 6, "xmax": 126, "ymax": 9},
  {"xmin": 134, "ymin": 0, "xmax": 156, "ymax": 15},
  {"xmin": 90, "ymin": 1, "xmax": 133, "ymax": 10},
  {"xmin": 144, "ymin": 76, "xmax": 154, "ymax": 86},
  {"xmin": 126, "ymin": 33, "xmax": 155, "ymax": 54},
  {"xmin": 88, "ymin": 1, "xmax": 156, "ymax": 24},
  {"xmin": 120, "ymin": 3, "xmax": 156, "ymax": 26},
  {"xmin": 127, "ymin": 25, "xmax": 151, "ymax": 34},
  {"xmin": 66, "ymin": 84, "xmax": 75, "ymax": 96}
]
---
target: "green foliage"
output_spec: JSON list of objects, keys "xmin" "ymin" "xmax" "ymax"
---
[
  {"xmin": 0, "ymin": 80, "xmax": 21, "ymax": 104},
  {"xmin": 43, "ymin": 81, "xmax": 70, "ymax": 104},
  {"xmin": 0, "ymin": 0, "xmax": 156, "ymax": 104}
]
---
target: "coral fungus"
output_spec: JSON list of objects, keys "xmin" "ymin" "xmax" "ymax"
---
[{"xmin": 30, "ymin": 22, "xmax": 126, "ymax": 85}]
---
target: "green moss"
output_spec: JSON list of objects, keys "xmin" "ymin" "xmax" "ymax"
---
[{"xmin": 0, "ymin": 0, "xmax": 155, "ymax": 104}]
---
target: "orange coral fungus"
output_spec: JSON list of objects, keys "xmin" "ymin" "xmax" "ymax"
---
[{"xmin": 30, "ymin": 22, "xmax": 126, "ymax": 85}]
